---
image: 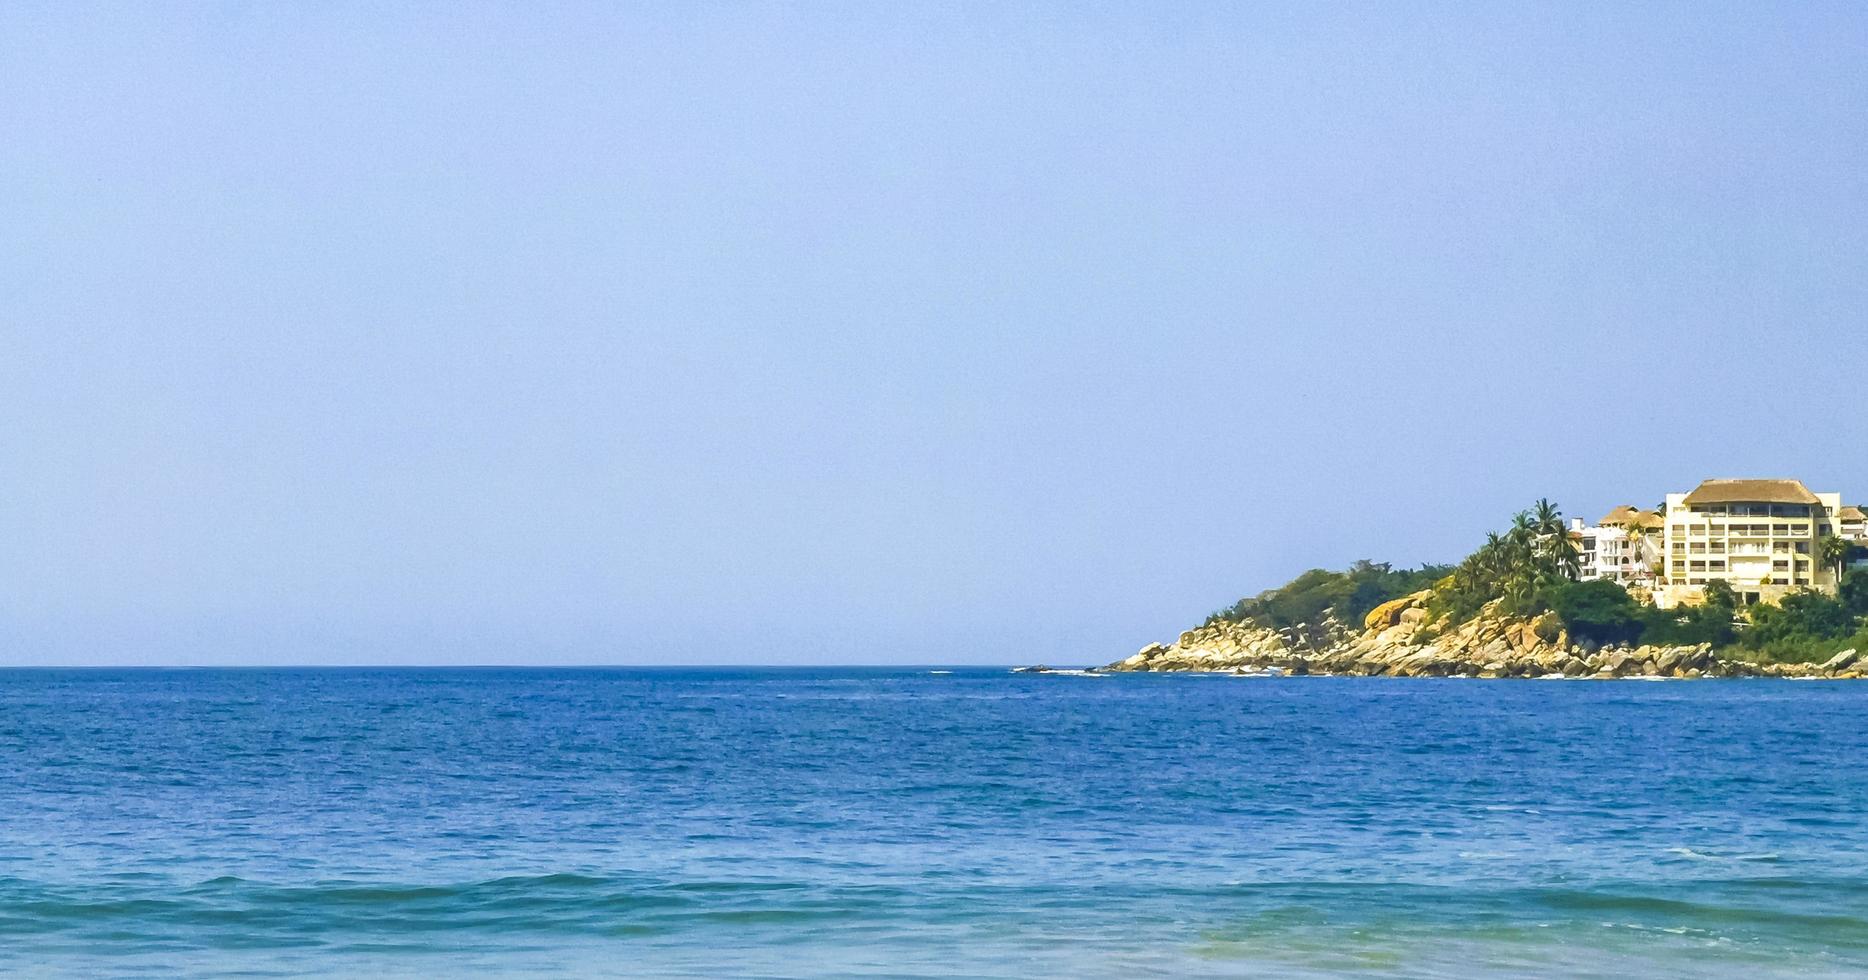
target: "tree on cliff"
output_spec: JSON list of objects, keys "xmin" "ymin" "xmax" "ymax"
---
[
  {"xmin": 1206, "ymin": 560, "xmax": 1450, "ymax": 630},
  {"xmin": 1842, "ymin": 568, "xmax": 1868, "ymax": 619},
  {"xmin": 1550, "ymin": 577, "xmax": 1737, "ymax": 650},
  {"xmin": 1533, "ymin": 498, "xmax": 1581, "ymax": 579},
  {"xmin": 1434, "ymin": 501, "xmax": 1583, "ymax": 623},
  {"xmin": 1819, "ymin": 534, "xmax": 1854, "ymax": 586},
  {"xmin": 1548, "ymin": 579, "xmax": 1645, "ymax": 646}
]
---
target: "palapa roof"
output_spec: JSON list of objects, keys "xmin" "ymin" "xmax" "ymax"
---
[
  {"xmin": 1841, "ymin": 505, "xmax": 1867, "ymax": 522},
  {"xmin": 1598, "ymin": 505, "xmax": 1640, "ymax": 526},
  {"xmin": 1681, "ymin": 479, "xmax": 1821, "ymax": 507},
  {"xmin": 1598, "ymin": 505, "xmax": 1663, "ymax": 530}
]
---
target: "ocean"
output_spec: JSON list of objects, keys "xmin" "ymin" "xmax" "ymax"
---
[{"xmin": 3, "ymin": 667, "xmax": 1867, "ymax": 978}]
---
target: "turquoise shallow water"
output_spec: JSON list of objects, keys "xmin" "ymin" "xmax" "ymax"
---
[{"xmin": 3, "ymin": 668, "xmax": 1868, "ymax": 977}]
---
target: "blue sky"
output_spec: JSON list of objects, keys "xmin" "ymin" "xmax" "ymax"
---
[{"xmin": 3, "ymin": 3, "xmax": 1866, "ymax": 665}]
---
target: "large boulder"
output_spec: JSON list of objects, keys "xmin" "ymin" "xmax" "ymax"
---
[
  {"xmin": 1821, "ymin": 648, "xmax": 1861, "ymax": 673},
  {"xmin": 1364, "ymin": 590, "xmax": 1434, "ymax": 631},
  {"xmin": 1394, "ymin": 649, "xmax": 1454, "ymax": 677},
  {"xmin": 1528, "ymin": 611, "xmax": 1563, "ymax": 642}
]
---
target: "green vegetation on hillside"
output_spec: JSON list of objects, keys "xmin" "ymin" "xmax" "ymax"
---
[
  {"xmin": 1207, "ymin": 499, "xmax": 1868, "ymax": 665},
  {"xmin": 1739, "ymin": 575, "xmax": 1868, "ymax": 663},
  {"xmin": 1546, "ymin": 578, "xmax": 1735, "ymax": 649},
  {"xmin": 1207, "ymin": 559, "xmax": 1451, "ymax": 630},
  {"xmin": 1431, "ymin": 498, "xmax": 1577, "ymax": 623},
  {"xmin": 1553, "ymin": 559, "xmax": 1868, "ymax": 664}
]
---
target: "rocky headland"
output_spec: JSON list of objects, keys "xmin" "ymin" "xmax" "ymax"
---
[{"xmin": 1106, "ymin": 590, "xmax": 1865, "ymax": 679}]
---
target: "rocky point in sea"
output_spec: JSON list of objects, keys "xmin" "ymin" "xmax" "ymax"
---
[{"xmin": 1105, "ymin": 589, "xmax": 1866, "ymax": 679}]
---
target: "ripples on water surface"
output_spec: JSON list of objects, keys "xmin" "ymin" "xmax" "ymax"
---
[{"xmin": 3, "ymin": 668, "xmax": 1868, "ymax": 977}]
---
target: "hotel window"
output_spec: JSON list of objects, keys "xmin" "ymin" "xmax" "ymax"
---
[
  {"xmin": 1796, "ymin": 542, "xmax": 1811, "ymax": 554},
  {"xmin": 1708, "ymin": 560, "xmax": 1726, "ymax": 570},
  {"xmin": 1793, "ymin": 525, "xmax": 1809, "ymax": 535},
  {"xmin": 1690, "ymin": 561, "xmax": 1706, "ymax": 571},
  {"xmin": 1672, "ymin": 561, "xmax": 1686, "ymax": 572},
  {"xmin": 1774, "ymin": 524, "xmax": 1790, "ymax": 535},
  {"xmin": 1773, "ymin": 560, "xmax": 1789, "ymax": 571}
]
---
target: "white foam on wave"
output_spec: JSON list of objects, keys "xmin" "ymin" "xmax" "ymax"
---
[{"xmin": 1666, "ymin": 846, "xmax": 1782, "ymax": 862}]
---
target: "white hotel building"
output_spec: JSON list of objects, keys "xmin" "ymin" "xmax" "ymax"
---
[
  {"xmin": 1570, "ymin": 506, "xmax": 1663, "ymax": 588},
  {"xmin": 1654, "ymin": 479, "xmax": 1843, "ymax": 609}
]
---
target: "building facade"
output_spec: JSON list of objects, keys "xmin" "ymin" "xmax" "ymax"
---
[
  {"xmin": 1570, "ymin": 507, "xmax": 1662, "ymax": 589},
  {"xmin": 1655, "ymin": 479, "xmax": 1843, "ymax": 609},
  {"xmin": 1840, "ymin": 505, "xmax": 1868, "ymax": 544}
]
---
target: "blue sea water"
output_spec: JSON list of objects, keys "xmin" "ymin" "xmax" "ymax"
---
[{"xmin": 4, "ymin": 669, "xmax": 1868, "ymax": 977}]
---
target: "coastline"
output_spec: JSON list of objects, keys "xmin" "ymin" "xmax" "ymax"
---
[{"xmin": 1103, "ymin": 589, "xmax": 1864, "ymax": 679}]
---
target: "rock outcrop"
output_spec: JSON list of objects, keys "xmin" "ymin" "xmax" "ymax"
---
[{"xmin": 1108, "ymin": 590, "xmax": 1841, "ymax": 679}]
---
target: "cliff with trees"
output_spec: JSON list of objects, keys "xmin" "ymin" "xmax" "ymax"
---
[{"xmin": 1109, "ymin": 500, "xmax": 1868, "ymax": 678}]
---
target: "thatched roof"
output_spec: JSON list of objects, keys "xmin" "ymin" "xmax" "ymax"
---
[
  {"xmin": 1598, "ymin": 505, "xmax": 1640, "ymax": 526},
  {"xmin": 1681, "ymin": 479, "xmax": 1820, "ymax": 507},
  {"xmin": 1841, "ymin": 505, "xmax": 1867, "ymax": 522},
  {"xmin": 1599, "ymin": 505, "xmax": 1664, "ymax": 530}
]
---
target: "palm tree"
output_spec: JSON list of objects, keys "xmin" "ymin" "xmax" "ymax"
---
[
  {"xmin": 1532, "ymin": 498, "xmax": 1564, "ymax": 537},
  {"xmin": 1551, "ymin": 531, "xmax": 1581, "ymax": 580},
  {"xmin": 1528, "ymin": 499, "xmax": 1580, "ymax": 581},
  {"xmin": 1625, "ymin": 523, "xmax": 1648, "ymax": 579},
  {"xmin": 1818, "ymin": 534, "xmax": 1853, "ymax": 586}
]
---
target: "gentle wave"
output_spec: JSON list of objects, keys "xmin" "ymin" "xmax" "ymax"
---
[
  {"xmin": 8, "ymin": 668, "xmax": 1868, "ymax": 976},
  {"xmin": 8, "ymin": 874, "xmax": 1868, "ymax": 937},
  {"xmin": 0, "ymin": 873, "xmax": 915, "ymax": 942}
]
